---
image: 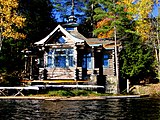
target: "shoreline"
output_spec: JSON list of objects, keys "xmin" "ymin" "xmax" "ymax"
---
[{"xmin": 0, "ymin": 94, "xmax": 149, "ymax": 101}]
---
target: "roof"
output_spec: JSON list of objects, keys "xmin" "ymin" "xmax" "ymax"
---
[
  {"xmin": 86, "ymin": 38, "xmax": 114, "ymax": 45},
  {"xmin": 86, "ymin": 38, "xmax": 120, "ymax": 49},
  {"xmin": 34, "ymin": 25, "xmax": 84, "ymax": 45},
  {"xmin": 34, "ymin": 24, "xmax": 120, "ymax": 49},
  {"xmin": 69, "ymin": 29, "xmax": 88, "ymax": 41}
]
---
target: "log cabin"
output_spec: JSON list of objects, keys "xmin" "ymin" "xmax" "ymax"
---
[{"xmin": 22, "ymin": 16, "xmax": 120, "ymax": 93}]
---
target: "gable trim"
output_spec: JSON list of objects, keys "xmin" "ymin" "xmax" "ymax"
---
[{"xmin": 34, "ymin": 25, "xmax": 84, "ymax": 46}]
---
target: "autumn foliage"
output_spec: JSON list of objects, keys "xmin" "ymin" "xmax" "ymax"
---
[
  {"xmin": 122, "ymin": 0, "xmax": 154, "ymax": 41},
  {"xmin": 95, "ymin": 0, "xmax": 154, "ymax": 41},
  {"xmin": 0, "ymin": 0, "xmax": 26, "ymax": 39},
  {"xmin": 96, "ymin": 18, "xmax": 114, "ymax": 38}
]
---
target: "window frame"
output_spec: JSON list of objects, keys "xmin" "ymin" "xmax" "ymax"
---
[
  {"xmin": 103, "ymin": 54, "xmax": 109, "ymax": 68},
  {"xmin": 46, "ymin": 48, "xmax": 74, "ymax": 68},
  {"xmin": 82, "ymin": 53, "xmax": 92, "ymax": 69}
]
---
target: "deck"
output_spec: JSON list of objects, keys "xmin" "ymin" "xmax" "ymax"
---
[
  {"xmin": 2, "ymin": 80, "xmax": 104, "ymax": 96},
  {"xmin": 0, "ymin": 86, "xmax": 39, "ymax": 96},
  {"xmin": 20, "ymin": 79, "xmax": 89, "ymax": 85},
  {"xmin": 32, "ymin": 84, "xmax": 104, "ymax": 89}
]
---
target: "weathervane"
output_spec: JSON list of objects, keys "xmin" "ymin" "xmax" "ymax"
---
[{"xmin": 71, "ymin": 0, "xmax": 74, "ymax": 16}]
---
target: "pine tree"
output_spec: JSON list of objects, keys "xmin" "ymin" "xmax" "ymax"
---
[
  {"xmin": 93, "ymin": 0, "xmax": 157, "ymax": 84},
  {"xmin": 78, "ymin": 0, "xmax": 100, "ymax": 37},
  {"xmin": 93, "ymin": 0, "xmax": 133, "ymax": 93},
  {"xmin": 52, "ymin": 0, "xmax": 86, "ymax": 23},
  {"xmin": 93, "ymin": 0, "xmax": 133, "ymax": 39},
  {"xmin": 119, "ymin": 36, "xmax": 157, "ymax": 84},
  {"xmin": 19, "ymin": 0, "xmax": 56, "ymax": 45}
]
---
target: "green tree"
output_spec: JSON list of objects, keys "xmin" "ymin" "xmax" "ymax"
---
[
  {"xmin": 78, "ymin": 0, "xmax": 100, "ymax": 37},
  {"xmin": 19, "ymin": 0, "xmax": 56, "ymax": 46},
  {"xmin": 93, "ymin": 0, "xmax": 133, "ymax": 38},
  {"xmin": 52, "ymin": 0, "xmax": 86, "ymax": 23},
  {"xmin": 93, "ymin": 0, "xmax": 157, "ymax": 84},
  {"xmin": 119, "ymin": 36, "xmax": 157, "ymax": 84}
]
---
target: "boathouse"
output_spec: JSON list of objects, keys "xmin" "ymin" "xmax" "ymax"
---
[{"xmin": 23, "ymin": 16, "xmax": 120, "ymax": 94}]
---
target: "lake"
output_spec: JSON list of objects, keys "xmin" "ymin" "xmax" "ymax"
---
[{"xmin": 0, "ymin": 97, "xmax": 160, "ymax": 120}]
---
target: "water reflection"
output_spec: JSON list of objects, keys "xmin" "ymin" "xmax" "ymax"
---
[{"xmin": 0, "ymin": 98, "xmax": 159, "ymax": 120}]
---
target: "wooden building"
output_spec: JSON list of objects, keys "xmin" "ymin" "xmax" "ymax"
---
[{"xmin": 23, "ymin": 16, "xmax": 120, "ymax": 93}]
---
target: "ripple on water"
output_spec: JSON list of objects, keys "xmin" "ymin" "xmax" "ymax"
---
[{"xmin": 0, "ymin": 98, "xmax": 159, "ymax": 120}]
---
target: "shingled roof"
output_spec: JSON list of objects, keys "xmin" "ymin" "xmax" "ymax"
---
[
  {"xmin": 68, "ymin": 29, "xmax": 119, "ymax": 49},
  {"xmin": 87, "ymin": 38, "xmax": 121, "ymax": 49},
  {"xmin": 69, "ymin": 29, "xmax": 88, "ymax": 41}
]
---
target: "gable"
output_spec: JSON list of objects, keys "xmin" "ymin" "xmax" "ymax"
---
[{"xmin": 34, "ymin": 25, "xmax": 84, "ymax": 46}]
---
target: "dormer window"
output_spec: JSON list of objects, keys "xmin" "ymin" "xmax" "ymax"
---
[
  {"xmin": 66, "ymin": 27, "xmax": 75, "ymax": 31},
  {"xmin": 58, "ymin": 36, "xmax": 66, "ymax": 44}
]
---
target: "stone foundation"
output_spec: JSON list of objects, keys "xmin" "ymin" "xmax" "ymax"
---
[{"xmin": 105, "ymin": 76, "xmax": 118, "ymax": 94}]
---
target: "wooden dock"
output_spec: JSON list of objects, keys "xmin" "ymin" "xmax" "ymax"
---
[
  {"xmin": 0, "ymin": 86, "xmax": 39, "ymax": 96},
  {"xmin": 32, "ymin": 84, "xmax": 104, "ymax": 89}
]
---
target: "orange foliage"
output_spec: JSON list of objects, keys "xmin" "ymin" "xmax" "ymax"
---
[
  {"xmin": 96, "ymin": 18, "xmax": 114, "ymax": 38},
  {"xmin": 97, "ymin": 29, "xmax": 114, "ymax": 38},
  {"xmin": 95, "ymin": 0, "xmax": 154, "ymax": 40},
  {"xmin": 96, "ymin": 18, "xmax": 111, "ymax": 28}
]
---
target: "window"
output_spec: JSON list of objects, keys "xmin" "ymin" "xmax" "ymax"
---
[
  {"xmin": 46, "ymin": 49, "xmax": 74, "ymax": 68},
  {"xmin": 69, "ymin": 56, "xmax": 73, "ymax": 66},
  {"xmin": 82, "ymin": 53, "xmax": 91, "ymax": 69},
  {"xmin": 66, "ymin": 27, "xmax": 74, "ymax": 31},
  {"xmin": 58, "ymin": 36, "xmax": 65, "ymax": 43},
  {"xmin": 54, "ymin": 56, "xmax": 66, "ymax": 67},
  {"xmin": 47, "ymin": 50, "xmax": 53, "ymax": 67},
  {"xmin": 103, "ymin": 54, "xmax": 109, "ymax": 68},
  {"xmin": 47, "ymin": 56, "xmax": 52, "ymax": 67}
]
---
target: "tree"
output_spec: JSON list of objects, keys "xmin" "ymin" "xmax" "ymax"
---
[
  {"xmin": 93, "ymin": 0, "xmax": 133, "ymax": 93},
  {"xmin": 152, "ymin": 3, "xmax": 160, "ymax": 80},
  {"xmin": 93, "ymin": 0, "xmax": 133, "ymax": 39},
  {"xmin": 19, "ymin": 0, "xmax": 56, "ymax": 45},
  {"xmin": 0, "ymin": 0, "xmax": 26, "ymax": 50},
  {"xmin": 122, "ymin": 0, "xmax": 154, "ymax": 41},
  {"xmin": 78, "ymin": 0, "xmax": 100, "ymax": 37},
  {"xmin": 119, "ymin": 36, "xmax": 157, "ymax": 84},
  {"xmin": 52, "ymin": 0, "xmax": 86, "ymax": 23},
  {"xmin": 0, "ymin": 0, "xmax": 56, "ymax": 85},
  {"xmin": 93, "ymin": 0, "xmax": 157, "ymax": 85}
]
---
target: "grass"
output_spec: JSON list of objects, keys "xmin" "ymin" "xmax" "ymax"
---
[{"xmin": 29, "ymin": 89, "xmax": 113, "ymax": 97}]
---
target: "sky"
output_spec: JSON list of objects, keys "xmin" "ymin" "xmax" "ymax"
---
[
  {"xmin": 152, "ymin": 3, "xmax": 159, "ymax": 17},
  {"xmin": 54, "ymin": 2, "xmax": 159, "ymax": 23}
]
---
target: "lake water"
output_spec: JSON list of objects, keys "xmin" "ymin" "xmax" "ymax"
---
[{"xmin": 0, "ymin": 97, "xmax": 160, "ymax": 120}]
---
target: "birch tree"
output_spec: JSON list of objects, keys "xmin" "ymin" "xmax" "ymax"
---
[
  {"xmin": 122, "ymin": 0, "xmax": 154, "ymax": 41},
  {"xmin": 0, "ymin": 0, "xmax": 26, "ymax": 50}
]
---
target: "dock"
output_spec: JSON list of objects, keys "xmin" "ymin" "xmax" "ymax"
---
[
  {"xmin": 0, "ymin": 79, "xmax": 105, "ymax": 97},
  {"xmin": 0, "ymin": 86, "xmax": 39, "ymax": 96},
  {"xmin": 32, "ymin": 84, "xmax": 104, "ymax": 89}
]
